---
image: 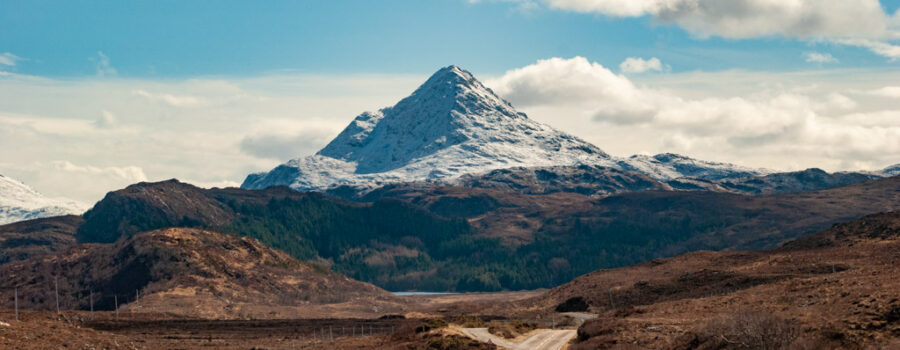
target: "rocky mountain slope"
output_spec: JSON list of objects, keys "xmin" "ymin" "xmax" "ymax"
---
[
  {"xmin": 505, "ymin": 210, "xmax": 900, "ymax": 349},
  {"xmin": 0, "ymin": 227, "xmax": 405, "ymax": 319},
  {"xmin": 242, "ymin": 66, "xmax": 768, "ymax": 194},
  {"xmin": 0, "ymin": 174, "xmax": 87, "ymax": 225}
]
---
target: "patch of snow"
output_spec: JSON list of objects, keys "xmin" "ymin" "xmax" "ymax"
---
[
  {"xmin": 882, "ymin": 163, "xmax": 900, "ymax": 176},
  {"xmin": 0, "ymin": 174, "xmax": 89, "ymax": 225}
]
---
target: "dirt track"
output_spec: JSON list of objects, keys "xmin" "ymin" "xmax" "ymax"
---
[{"xmin": 458, "ymin": 327, "xmax": 576, "ymax": 350}]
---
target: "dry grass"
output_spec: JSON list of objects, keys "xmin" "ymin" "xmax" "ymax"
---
[
  {"xmin": 486, "ymin": 320, "xmax": 537, "ymax": 339},
  {"xmin": 687, "ymin": 310, "xmax": 801, "ymax": 350}
]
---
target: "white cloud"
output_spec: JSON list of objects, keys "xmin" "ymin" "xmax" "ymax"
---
[
  {"xmin": 240, "ymin": 124, "xmax": 338, "ymax": 160},
  {"xmin": 478, "ymin": 0, "xmax": 900, "ymax": 59},
  {"xmin": 0, "ymin": 53, "xmax": 21, "ymax": 67},
  {"xmin": 93, "ymin": 51, "xmax": 117, "ymax": 77},
  {"xmin": 485, "ymin": 56, "xmax": 900, "ymax": 172},
  {"xmin": 619, "ymin": 57, "xmax": 664, "ymax": 74},
  {"xmin": 132, "ymin": 89, "xmax": 210, "ymax": 108},
  {"xmin": 0, "ymin": 72, "xmax": 422, "ymax": 202},
  {"xmin": 50, "ymin": 161, "xmax": 147, "ymax": 183},
  {"xmin": 488, "ymin": 57, "xmax": 660, "ymax": 122},
  {"xmin": 866, "ymin": 86, "xmax": 900, "ymax": 98},
  {"xmin": 0, "ymin": 161, "xmax": 148, "ymax": 205},
  {"xmin": 542, "ymin": 0, "xmax": 890, "ymax": 39},
  {"xmin": 3, "ymin": 60, "xmax": 899, "ymax": 203},
  {"xmin": 837, "ymin": 39, "xmax": 900, "ymax": 60},
  {"xmin": 804, "ymin": 52, "xmax": 838, "ymax": 64}
]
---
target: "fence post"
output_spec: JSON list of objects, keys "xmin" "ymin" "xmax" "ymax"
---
[
  {"xmin": 115, "ymin": 295, "xmax": 119, "ymax": 319},
  {"xmin": 330, "ymin": 326, "xmax": 333, "ymax": 341},
  {"xmin": 90, "ymin": 290, "xmax": 94, "ymax": 320},
  {"xmin": 55, "ymin": 276, "xmax": 60, "ymax": 314},
  {"xmin": 14, "ymin": 287, "xmax": 18, "ymax": 322},
  {"xmin": 608, "ymin": 287, "xmax": 616, "ymax": 311}
]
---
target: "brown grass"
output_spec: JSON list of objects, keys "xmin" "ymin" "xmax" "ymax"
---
[{"xmin": 486, "ymin": 320, "xmax": 537, "ymax": 339}]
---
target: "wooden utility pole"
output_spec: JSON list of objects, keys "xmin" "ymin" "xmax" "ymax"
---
[
  {"xmin": 608, "ymin": 287, "xmax": 616, "ymax": 311},
  {"xmin": 55, "ymin": 276, "xmax": 60, "ymax": 314}
]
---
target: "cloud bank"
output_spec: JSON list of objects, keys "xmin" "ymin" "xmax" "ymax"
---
[
  {"xmin": 0, "ymin": 72, "xmax": 423, "ymax": 202},
  {"xmin": 486, "ymin": 56, "xmax": 900, "ymax": 171},
  {"xmin": 478, "ymin": 0, "xmax": 900, "ymax": 59}
]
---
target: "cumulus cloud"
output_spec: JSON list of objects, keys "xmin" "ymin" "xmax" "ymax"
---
[
  {"xmin": 542, "ymin": 0, "xmax": 890, "ymax": 38},
  {"xmin": 804, "ymin": 52, "xmax": 838, "ymax": 64},
  {"xmin": 0, "ymin": 52, "xmax": 21, "ymax": 67},
  {"xmin": 485, "ymin": 56, "xmax": 900, "ymax": 171},
  {"xmin": 478, "ymin": 0, "xmax": 900, "ymax": 59},
  {"xmin": 619, "ymin": 57, "xmax": 664, "ymax": 74}
]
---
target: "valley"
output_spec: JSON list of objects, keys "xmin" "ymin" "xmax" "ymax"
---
[{"xmin": 1, "ymin": 65, "xmax": 898, "ymax": 349}]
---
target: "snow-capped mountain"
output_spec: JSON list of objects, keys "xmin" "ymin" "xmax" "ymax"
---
[
  {"xmin": 883, "ymin": 164, "xmax": 900, "ymax": 176},
  {"xmin": 0, "ymin": 174, "xmax": 88, "ymax": 225},
  {"xmin": 243, "ymin": 65, "xmax": 617, "ymax": 191},
  {"xmin": 242, "ymin": 66, "xmax": 765, "ymax": 193},
  {"xmin": 618, "ymin": 153, "xmax": 767, "ymax": 181}
]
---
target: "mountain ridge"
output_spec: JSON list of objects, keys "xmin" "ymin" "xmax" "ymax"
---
[{"xmin": 242, "ymin": 65, "xmax": 767, "ymax": 194}]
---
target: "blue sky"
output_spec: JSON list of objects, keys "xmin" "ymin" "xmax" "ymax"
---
[
  {"xmin": 1, "ymin": 0, "xmax": 900, "ymax": 203},
  {"xmin": 3, "ymin": 0, "xmax": 900, "ymax": 78}
]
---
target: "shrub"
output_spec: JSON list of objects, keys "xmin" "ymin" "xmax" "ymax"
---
[{"xmin": 690, "ymin": 310, "xmax": 800, "ymax": 350}]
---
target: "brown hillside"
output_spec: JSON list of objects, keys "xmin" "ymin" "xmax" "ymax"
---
[
  {"xmin": 0, "ymin": 215, "xmax": 82, "ymax": 264},
  {"xmin": 0, "ymin": 228, "xmax": 405, "ymax": 319},
  {"xmin": 506, "ymin": 210, "xmax": 900, "ymax": 349}
]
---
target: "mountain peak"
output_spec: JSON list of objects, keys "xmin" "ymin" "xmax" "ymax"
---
[{"xmin": 243, "ymin": 65, "xmax": 612, "ymax": 192}]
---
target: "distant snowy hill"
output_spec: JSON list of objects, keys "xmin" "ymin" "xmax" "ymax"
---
[
  {"xmin": 883, "ymin": 164, "xmax": 900, "ymax": 176},
  {"xmin": 0, "ymin": 174, "xmax": 88, "ymax": 225},
  {"xmin": 242, "ymin": 66, "xmax": 768, "ymax": 193}
]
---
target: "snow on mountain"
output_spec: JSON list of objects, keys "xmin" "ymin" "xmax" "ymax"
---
[
  {"xmin": 243, "ymin": 65, "xmax": 616, "ymax": 191},
  {"xmin": 883, "ymin": 164, "xmax": 900, "ymax": 176},
  {"xmin": 242, "ymin": 65, "xmax": 762, "ymax": 193},
  {"xmin": 617, "ymin": 153, "xmax": 768, "ymax": 181},
  {"xmin": 0, "ymin": 174, "xmax": 88, "ymax": 225}
]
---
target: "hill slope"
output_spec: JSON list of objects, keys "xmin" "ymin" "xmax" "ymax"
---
[
  {"xmin": 0, "ymin": 215, "xmax": 82, "ymax": 264},
  {"xmin": 0, "ymin": 227, "xmax": 404, "ymax": 319},
  {"xmin": 508, "ymin": 210, "xmax": 900, "ymax": 349}
]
